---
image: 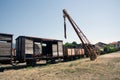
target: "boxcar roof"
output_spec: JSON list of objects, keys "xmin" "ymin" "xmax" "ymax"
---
[
  {"xmin": 16, "ymin": 36, "xmax": 63, "ymax": 42},
  {"xmin": 0, "ymin": 33, "xmax": 13, "ymax": 36}
]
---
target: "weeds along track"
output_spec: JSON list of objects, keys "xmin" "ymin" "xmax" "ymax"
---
[{"xmin": 0, "ymin": 51, "xmax": 120, "ymax": 80}]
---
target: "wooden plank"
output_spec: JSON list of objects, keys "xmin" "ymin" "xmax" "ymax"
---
[
  {"xmin": 58, "ymin": 42, "xmax": 63, "ymax": 51},
  {"xmin": 0, "ymin": 48, "xmax": 11, "ymax": 51},
  {"xmin": 80, "ymin": 49, "xmax": 84, "ymax": 55},
  {"xmin": 0, "ymin": 57, "xmax": 11, "ymax": 60},
  {"xmin": 0, "ymin": 50, "xmax": 11, "ymax": 54},
  {"xmin": 0, "ymin": 53, "xmax": 11, "ymax": 56},
  {"xmin": 0, "ymin": 48, "xmax": 11, "ymax": 56},
  {"xmin": 52, "ymin": 44, "xmax": 58, "ymax": 57},
  {"xmin": 59, "ymin": 52, "xmax": 63, "ymax": 56},
  {"xmin": 0, "ymin": 42, "xmax": 11, "ymax": 48},
  {"xmin": 25, "ymin": 43, "xmax": 33, "ymax": 48},
  {"xmin": 0, "ymin": 35, "xmax": 12, "ymax": 41},
  {"xmin": 25, "ymin": 39, "xmax": 33, "ymax": 44},
  {"xmin": 75, "ymin": 49, "xmax": 80, "ymax": 55},
  {"xmin": 58, "ymin": 42, "xmax": 63, "ymax": 56},
  {"xmin": 24, "ymin": 39, "xmax": 33, "ymax": 55},
  {"xmin": 25, "ymin": 47, "xmax": 33, "ymax": 54},
  {"xmin": 67, "ymin": 48, "xmax": 72, "ymax": 56},
  {"xmin": 71, "ymin": 48, "xmax": 75, "ymax": 55},
  {"xmin": 0, "ymin": 48, "xmax": 11, "ymax": 53}
]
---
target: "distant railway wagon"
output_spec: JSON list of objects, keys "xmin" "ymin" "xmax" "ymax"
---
[
  {"xmin": 0, "ymin": 33, "xmax": 13, "ymax": 64},
  {"xmin": 63, "ymin": 47, "xmax": 84, "ymax": 59},
  {"xmin": 16, "ymin": 36, "xmax": 63, "ymax": 65}
]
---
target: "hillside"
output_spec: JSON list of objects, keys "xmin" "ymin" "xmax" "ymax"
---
[{"xmin": 0, "ymin": 51, "xmax": 120, "ymax": 80}]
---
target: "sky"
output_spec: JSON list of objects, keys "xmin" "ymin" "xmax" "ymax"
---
[{"xmin": 0, "ymin": 0, "xmax": 120, "ymax": 44}]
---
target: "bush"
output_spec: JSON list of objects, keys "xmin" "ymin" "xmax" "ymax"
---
[{"xmin": 104, "ymin": 45, "xmax": 118, "ymax": 53}]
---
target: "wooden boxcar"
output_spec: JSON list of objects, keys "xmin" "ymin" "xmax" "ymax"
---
[
  {"xmin": 16, "ymin": 36, "xmax": 63, "ymax": 65},
  {"xmin": 0, "ymin": 33, "xmax": 13, "ymax": 64}
]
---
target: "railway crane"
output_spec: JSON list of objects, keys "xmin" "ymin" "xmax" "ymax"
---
[{"xmin": 63, "ymin": 9, "xmax": 97, "ymax": 61}]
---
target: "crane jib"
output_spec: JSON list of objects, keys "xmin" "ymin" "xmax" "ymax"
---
[{"xmin": 63, "ymin": 9, "xmax": 97, "ymax": 61}]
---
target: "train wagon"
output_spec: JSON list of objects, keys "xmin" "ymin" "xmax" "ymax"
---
[
  {"xmin": 0, "ymin": 33, "xmax": 87, "ymax": 68},
  {"xmin": 16, "ymin": 36, "xmax": 63, "ymax": 65},
  {"xmin": 63, "ymin": 47, "xmax": 85, "ymax": 60},
  {"xmin": 0, "ymin": 33, "xmax": 13, "ymax": 64}
]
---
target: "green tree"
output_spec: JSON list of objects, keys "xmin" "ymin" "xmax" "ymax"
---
[
  {"xmin": 64, "ymin": 42, "xmax": 72, "ymax": 47},
  {"xmin": 64, "ymin": 41, "xmax": 78, "ymax": 48},
  {"xmin": 72, "ymin": 41, "xmax": 77, "ymax": 47}
]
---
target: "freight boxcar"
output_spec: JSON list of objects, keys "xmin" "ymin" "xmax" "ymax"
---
[
  {"xmin": 16, "ymin": 36, "xmax": 63, "ymax": 65},
  {"xmin": 0, "ymin": 33, "xmax": 13, "ymax": 64}
]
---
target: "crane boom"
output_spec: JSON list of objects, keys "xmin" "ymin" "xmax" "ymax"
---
[{"xmin": 63, "ymin": 9, "xmax": 97, "ymax": 61}]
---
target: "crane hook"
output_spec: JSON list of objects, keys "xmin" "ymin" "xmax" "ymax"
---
[{"xmin": 63, "ymin": 15, "xmax": 67, "ymax": 39}]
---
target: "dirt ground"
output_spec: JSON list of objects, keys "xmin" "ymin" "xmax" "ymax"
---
[{"xmin": 0, "ymin": 51, "xmax": 120, "ymax": 80}]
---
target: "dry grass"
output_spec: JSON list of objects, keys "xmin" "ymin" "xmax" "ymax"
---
[{"xmin": 0, "ymin": 51, "xmax": 120, "ymax": 80}]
